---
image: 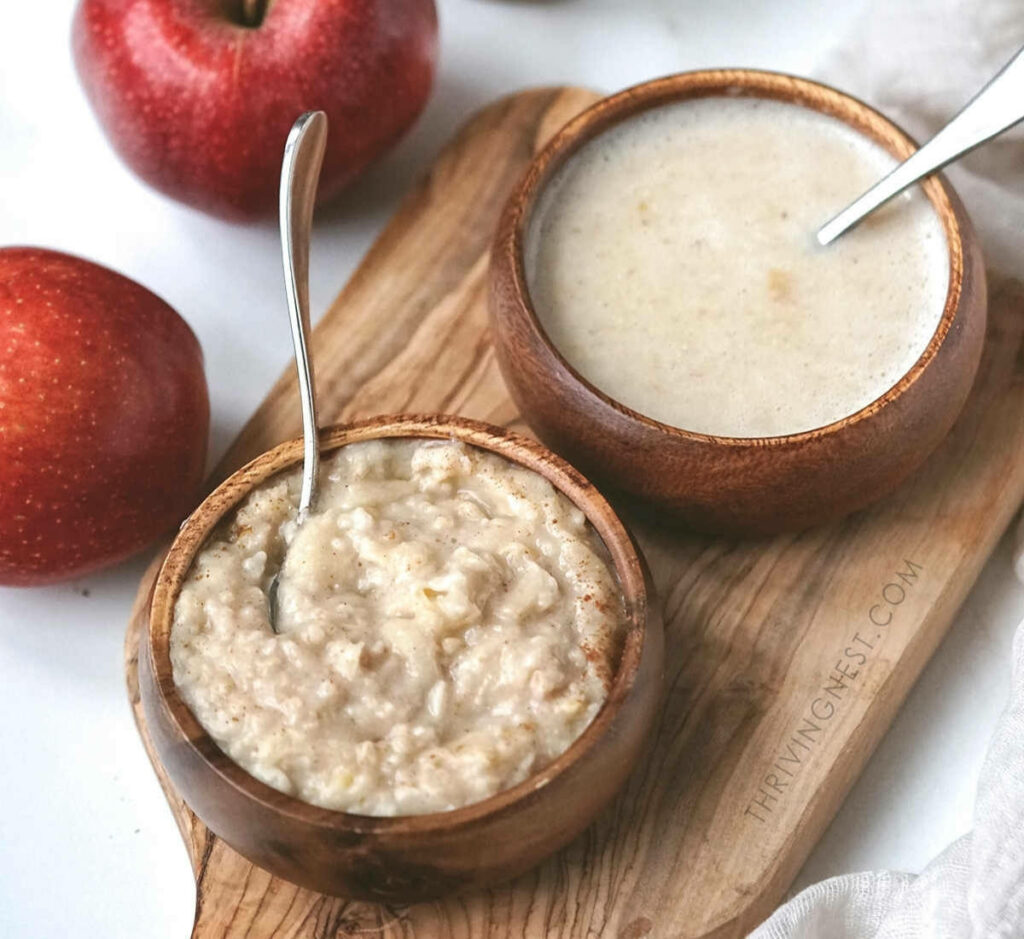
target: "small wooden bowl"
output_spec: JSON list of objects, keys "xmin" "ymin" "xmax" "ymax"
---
[
  {"xmin": 489, "ymin": 70, "xmax": 987, "ymax": 534},
  {"xmin": 141, "ymin": 414, "xmax": 663, "ymax": 901}
]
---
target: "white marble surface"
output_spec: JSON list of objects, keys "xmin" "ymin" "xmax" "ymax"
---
[{"xmin": 1, "ymin": 1, "xmax": 1020, "ymax": 936}]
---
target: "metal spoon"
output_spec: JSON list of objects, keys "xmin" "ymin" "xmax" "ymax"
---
[
  {"xmin": 267, "ymin": 110, "xmax": 328, "ymax": 633},
  {"xmin": 817, "ymin": 44, "xmax": 1024, "ymax": 246}
]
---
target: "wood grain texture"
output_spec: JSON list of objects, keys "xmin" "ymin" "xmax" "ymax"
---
[{"xmin": 125, "ymin": 86, "xmax": 1024, "ymax": 937}]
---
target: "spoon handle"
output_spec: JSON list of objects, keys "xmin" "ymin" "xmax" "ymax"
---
[
  {"xmin": 280, "ymin": 111, "xmax": 328, "ymax": 516},
  {"xmin": 817, "ymin": 44, "xmax": 1024, "ymax": 246}
]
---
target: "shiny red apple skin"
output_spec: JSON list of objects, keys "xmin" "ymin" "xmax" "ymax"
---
[
  {"xmin": 71, "ymin": 0, "xmax": 438, "ymax": 220},
  {"xmin": 0, "ymin": 248, "xmax": 209, "ymax": 586}
]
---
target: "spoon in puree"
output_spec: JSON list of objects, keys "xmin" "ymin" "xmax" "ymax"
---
[{"xmin": 818, "ymin": 43, "xmax": 1024, "ymax": 245}]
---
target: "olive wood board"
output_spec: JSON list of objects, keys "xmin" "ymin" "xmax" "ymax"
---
[{"xmin": 125, "ymin": 86, "xmax": 1024, "ymax": 938}]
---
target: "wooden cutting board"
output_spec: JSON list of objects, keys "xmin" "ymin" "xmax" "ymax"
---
[{"xmin": 125, "ymin": 87, "xmax": 1024, "ymax": 938}]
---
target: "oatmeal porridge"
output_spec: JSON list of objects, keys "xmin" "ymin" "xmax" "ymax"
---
[{"xmin": 170, "ymin": 438, "xmax": 624, "ymax": 816}]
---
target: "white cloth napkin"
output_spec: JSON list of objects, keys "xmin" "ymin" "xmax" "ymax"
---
[{"xmin": 751, "ymin": 2, "xmax": 1024, "ymax": 936}]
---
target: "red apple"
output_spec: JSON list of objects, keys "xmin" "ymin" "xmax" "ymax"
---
[
  {"xmin": 72, "ymin": 0, "xmax": 438, "ymax": 220},
  {"xmin": 0, "ymin": 248, "xmax": 209, "ymax": 586}
]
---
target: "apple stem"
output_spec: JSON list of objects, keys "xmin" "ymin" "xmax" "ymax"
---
[{"xmin": 240, "ymin": 0, "xmax": 267, "ymax": 27}]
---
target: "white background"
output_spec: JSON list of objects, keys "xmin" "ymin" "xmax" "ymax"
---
[{"xmin": 2, "ymin": 1, "xmax": 1021, "ymax": 937}]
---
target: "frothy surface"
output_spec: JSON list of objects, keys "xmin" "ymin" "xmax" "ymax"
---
[{"xmin": 526, "ymin": 97, "xmax": 950, "ymax": 438}]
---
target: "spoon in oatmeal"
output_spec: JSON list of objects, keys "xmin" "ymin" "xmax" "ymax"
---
[{"xmin": 267, "ymin": 110, "xmax": 328, "ymax": 633}]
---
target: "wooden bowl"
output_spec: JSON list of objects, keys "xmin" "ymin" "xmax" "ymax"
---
[
  {"xmin": 141, "ymin": 414, "xmax": 663, "ymax": 901},
  {"xmin": 489, "ymin": 70, "xmax": 987, "ymax": 534}
]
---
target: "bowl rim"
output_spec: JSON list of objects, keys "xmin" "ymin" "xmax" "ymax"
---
[
  {"xmin": 502, "ymin": 67, "xmax": 966, "ymax": 447},
  {"xmin": 147, "ymin": 413, "xmax": 654, "ymax": 835}
]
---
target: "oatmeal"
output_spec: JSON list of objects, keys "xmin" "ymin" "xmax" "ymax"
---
[{"xmin": 170, "ymin": 438, "xmax": 624, "ymax": 816}]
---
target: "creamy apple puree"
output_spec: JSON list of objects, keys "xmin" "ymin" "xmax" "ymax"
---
[
  {"xmin": 171, "ymin": 439, "xmax": 624, "ymax": 816},
  {"xmin": 526, "ymin": 96, "xmax": 950, "ymax": 437}
]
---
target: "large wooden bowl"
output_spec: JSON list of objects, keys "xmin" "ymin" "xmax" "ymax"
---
[
  {"xmin": 141, "ymin": 414, "xmax": 663, "ymax": 901},
  {"xmin": 489, "ymin": 70, "xmax": 987, "ymax": 534}
]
